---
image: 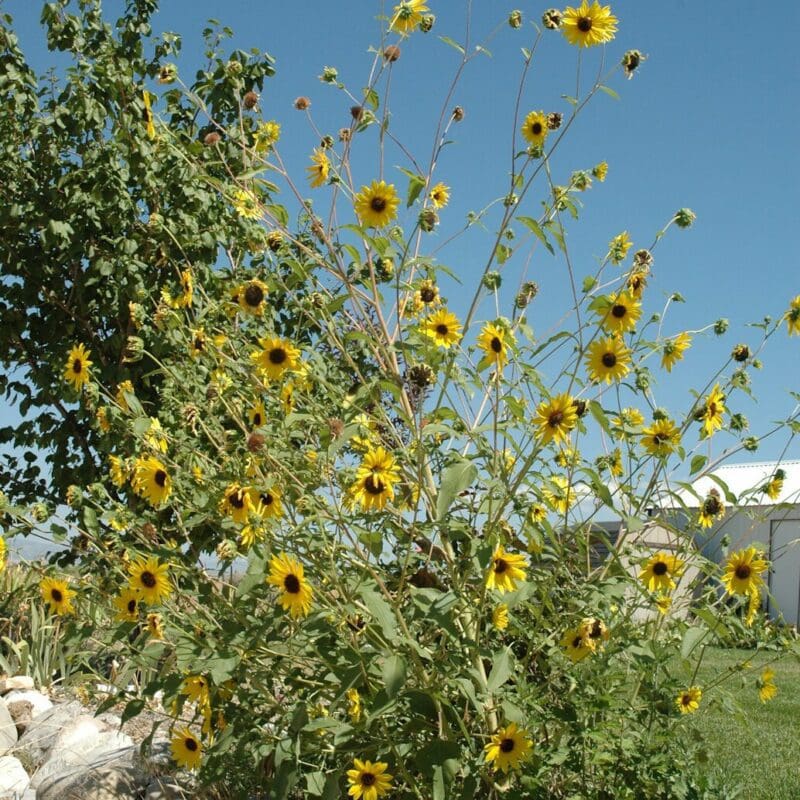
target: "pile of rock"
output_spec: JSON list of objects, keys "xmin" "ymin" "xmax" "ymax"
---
[{"xmin": 0, "ymin": 676, "xmax": 188, "ymax": 800}]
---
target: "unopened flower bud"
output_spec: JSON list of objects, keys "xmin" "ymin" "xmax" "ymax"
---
[
  {"xmin": 635, "ymin": 368, "xmax": 651, "ymax": 392},
  {"xmin": 732, "ymin": 344, "xmax": 750, "ymax": 362},
  {"xmin": 319, "ymin": 66, "xmax": 338, "ymax": 83},
  {"xmin": 674, "ymin": 208, "xmax": 697, "ymax": 228},
  {"xmin": 542, "ymin": 9, "xmax": 563, "ymax": 29},
  {"xmin": 225, "ymin": 60, "xmax": 243, "ymax": 76},
  {"xmin": 418, "ymin": 209, "xmax": 439, "ymax": 232},
  {"xmin": 66, "ymin": 485, "xmax": 83, "ymax": 508},
  {"xmin": 482, "ymin": 271, "xmax": 502, "ymax": 291},
  {"xmin": 452, "ymin": 105, "xmax": 465, "ymax": 122},
  {"xmin": 419, "ymin": 14, "xmax": 435, "ymax": 32},
  {"xmin": 508, "ymin": 10, "xmax": 522, "ymax": 28},
  {"xmin": 122, "ymin": 335, "xmax": 145, "ymax": 363},
  {"xmin": 714, "ymin": 318, "xmax": 729, "ymax": 336},
  {"xmin": 216, "ymin": 539, "xmax": 238, "ymax": 561},
  {"xmin": 31, "ymin": 502, "xmax": 49, "ymax": 523}
]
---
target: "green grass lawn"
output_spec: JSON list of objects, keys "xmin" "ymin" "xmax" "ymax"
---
[{"xmin": 689, "ymin": 647, "xmax": 800, "ymax": 800}]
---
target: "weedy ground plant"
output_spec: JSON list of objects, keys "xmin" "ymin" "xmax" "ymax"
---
[{"xmin": 1, "ymin": 1, "xmax": 799, "ymax": 798}]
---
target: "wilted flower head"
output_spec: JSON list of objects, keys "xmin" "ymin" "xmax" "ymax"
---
[
  {"xmin": 622, "ymin": 49, "xmax": 645, "ymax": 79},
  {"xmin": 542, "ymin": 8, "xmax": 563, "ymax": 29}
]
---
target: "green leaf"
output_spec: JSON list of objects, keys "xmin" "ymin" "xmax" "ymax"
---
[
  {"xmin": 359, "ymin": 584, "xmax": 398, "ymax": 642},
  {"xmin": 589, "ymin": 401, "xmax": 612, "ymax": 438},
  {"xmin": 206, "ymin": 653, "xmax": 241, "ymax": 683},
  {"xmin": 362, "ymin": 86, "xmax": 380, "ymax": 111},
  {"xmin": 680, "ymin": 626, "xmax": 707, "ymax": 660},
  {"xmin": 582, "ymin": 275, "xmax": 597, "ymax": 293},
  {"xmin": 436, "ymin": 458, "xmax": 478, "ymax": 520},
  {"xmin": 439, "ymin": 36, "xmax": 465, "ymax": 54},
  {"xmin": 306, "ymin": 772, "xmax": 326, "ymax": 796},
  {"xmin": 690, "ymin": 454, "xmax": 707, "ymax": 476},
  {"xmin": 121, "ymin": 697, "xmax": 145, "ymax": 724},
  {"xmin": 517, "ymin": 216, "xmax": 554, "ymax": 255},
  {"xmin": 487, "ymin": 647, "xmax": 514, "ymax": 692},
  {"xmin": 598, "ymin": 84, "xmax": 620, "ymax": 100},
  {"xmin": 382, "ymin": 654, "xmax": 407, "ymax": 698}
]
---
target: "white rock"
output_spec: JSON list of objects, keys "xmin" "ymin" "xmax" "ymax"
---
[
  {"xmin": 3, "ymin": 688, "xmax": 54, "ymax": 718},
  {"xmin": 0, "ymin": 755, "xmax": 30, "ymax": 796},
  {"xmin": 145, "ymin": 776, "xmax": 188, "ymax": 799},
  {"xmin": 0, "ymin": 675, "xmax": 35, "ymax": 694},
  {"xmin": 36, "ymin": 763, "xmax": 146, "ymax": 800},
  {"xmin": 0, "ymin": 700, "xmax": 18, "ymax": 756},
  {"xmin": 16, "ymin": 700, "xmax": 84, "ymax": 766}
]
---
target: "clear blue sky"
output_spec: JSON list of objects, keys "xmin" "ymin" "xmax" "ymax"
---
[{"xmin": 3, "ymin": 0, "xmax": 799, "ymax": 466}]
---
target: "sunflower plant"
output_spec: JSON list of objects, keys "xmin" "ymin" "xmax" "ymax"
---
[{"xmin": 2, "ymin": 2, "xmax": 799, "ymax": 799}]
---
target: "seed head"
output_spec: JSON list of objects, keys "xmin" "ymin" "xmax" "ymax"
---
[
  {"xmin": 203, "ymin": 131, "xmax": 221, "ymax": 146},
  {"xmin": 542, "ymin": 9, "xmax": 563, "ymax": 29},
  {"xmin": 547, "ymin": 112, "xmax": 563, "ymax": 130},
  {"xmin": 294, "ymin": 96, "xmax": 311, "ymax": 110},
  {"xmin": 243, "ymin": 90, "xmax": 259, "ymax": 110},
  {"xmin": 452, "ymin": 105, "xmax": 465, "ymax": 122},
  {"xmin": 383, "ymin": 45, "xmax": 402, "ymax": 62}
]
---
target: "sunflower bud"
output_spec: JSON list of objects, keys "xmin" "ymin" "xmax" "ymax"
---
[
  {"xmin": 319, "ymin": 66, "xmax": 338, "ymax": 84},
  {"xmin": 418, "ymin": 209, "xmax": 439, "ymax": 232},
  {"xmin": 158, "ymin": 64, "xmax": 177, "ymax": 84},
  {"xmin": 66, "ymin": 485, "xmax": 83, "ymax": 509},
  {"xmin": 652, "ymin": 407, "xmax": 669, "ymax": 421},
  {"xmin": 633, "ymin": 249, "xmax": 653, "ymax": 269},
  {"xmin": 508, "ymin": 10, "xmax": 522, "ymax": 28},
  {"xmin": 572, "ymin": 398, "xmax": 588, "ymax": 418},
  {"xmin": 732, "ymin": 344, "xmax": 750, "ymax": 362},
  {"xmin": 674, "ymin": 208, "xmax": 697, "ymax": 228},
  {"xmin": 503, "ymin": 193, "xmax": 518, "ymax": 207},
  {"xmin": 31, "ymin": 502, "xmax": 49, "ymax": 523},
  {"xmin": 225, "ymin": 60, "xmax": 243, "ymax": 77},
  {"xmin": 571, "ymin": 171, "xmax": 591, "ymax": 191},
  {"xmin": 542, "ymin": 8, "xmax": 563, "ymax": 29},
  {"xmin": 419, "ymin": 14, "xmax": 435, "ymax": 32},
  {"xmin": 714, "ymin": 318, "xmax": 729, "ymax": 336},
  {"xmin": 546, "ymin": 112, "xmax": 563, "ymax": 130},
  {"xmin": 635, "ymin": 368, "xmax": 652, "ymax": 392},
  {"xmin": 730, "ymin": 413, "xmax": 749, "ymax": 432},
  {"xmin": 247, "ymin": 432, "xmax": 266, "ymax": 453},
  {"xmin": 452, "ymin": 105, "xmax": 465, "ymax": 122},
  {"xmin": 622, "ymin": 50, "xmax": 645, "ymax": 79},
  {"xmin": 515, "ymin": 281, "xmax": 539, "ymax": 309},
  {"xmin": 407, "ymin": 363, "xmax": 436, "ymax": 389},
  {"xmin": 743, "ymin": 436, "xmax": 759, "ymax": 452},
  {"xmin": 383, "ymin": 45, "xmax": 401, "ymax": 62},
  {"xmin": 122, "ymin": 335, "xmax": 145, "ymax": 363},
  {"xmin": 0, "ymin": 490, "xmax": 7, "ymax": 512},
  {"xmin": 338, "ymin": 127, "xmax": 352, "ymax": 142},
  {"xmin": 294, "ymin": 96, "xmax": 311, "ymax": 110},
  {"xmin": 203, "ymin": 131, "xmax": 221, "ymax": 146},
  {"xmin": 216, "ymin": 539, "xmax": 239, "ymax": 561},
  {"xmin": 482, "ymin": 271, "xmax": 502, "ymax": 291},
  {"xmin": 243, "ymin": 90, "xmax": 259, "ymax": 110}
]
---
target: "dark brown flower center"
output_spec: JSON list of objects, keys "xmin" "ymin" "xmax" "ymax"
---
[
  {"xmin": 185, "ymin": 737, "xmax": 198, "ymax": 752},
  {"xmin": 611, "ymin": 304, "xmax": 627, "ymax": 318},
  {"xmin": 244, "ymin": 284, "xmax": 265, "ymax": 307},
  {"xmin": 548, "ymin": 411, "xmax": 564, "ymax": 428},
  {"xmin": 72, "ymin": 358, "xmax": 82, "ymax": 373},
  {"xmin": 490, "ymin": 337, "xmax": 502, "ymax": 353},
  {"xmin": 494, "ymin": 558, "xmax": 508, "ymax": 575},
  {"xmin": 589, "ymin": 620, "xmax": 603, "ymax": 638},
  {"xmin": 652, "ymin": 561, "xmax": 668, "ymax": 576},
  {"xmin": 653, "ymin": 434, "xmax": 666, "ymax": 445},
  {"xmin": 500, "ymin": 738, "xmax": 515, "ymax": 753},
  {"xmin": 364, "ymin": 475, "xmax": 385, "ymax": 495},
  {"xmin": 154, "ymin": 469, "xmax": 167, "ymax": 487},
  {"xmin": 601, "ymin": 352, "xmax": 617, "ymax": 368},
  {"xmin": 140, "ymin": 571, "xmax": 157, "ymax": 588},
  {"xmin": 370, "ymin": 196, "xmax": 387, "ymax": 212},
  {"xmin": 361, "ymin": 773, "xmax": 376, "ymax": 787},
  {"xmin": 681, "ymin": 694, "xmax": 691, "ymax": 706},
  {"xmin": 577, "ymin": 16, "xmax": 592, "ymax": 32},
  {"xmin": 269, "ymin": 348, "xmax": 287, "ymax": 365},
  {"xmin": 253, "ymin": 413, "xmax": 262, "ymax": 426},
  {"xmin": 531, "ymin": 122, "xmax": 542, "ymax": 135},
  {"xmin": 229, "ymin": 492, "xmax": 246, "ymax": 509},
  {"xmin": 127, "ymin": 599, "xmax": 137, "ymax": 613},
  {"xmin": 735, "ymin": 564, "xmax": 751, "ymax": 580},
  {"xmin": 51, "ymin": 588, "xmax": 63, "ymax": 602},
  {"xmin": 704, "ymin": 497, "xmax": 721, "ymax": 515},
  {"xmin": 572, "ymin": 635, "xmax": 583, "ymax": 648},
  {"xmin": 283, "ymin": 574, "xmax": 301, "ymax": 594},
  {"xmin": 194, "ymin": 337, "xmax": 204, "ymax": 351},
  {"xmin": 420, "ymin": 286, "xmax": 437, "ymax": 303},
  {"xmin": 261, "ymin": 493, "xmax": 274, "ymax": 506},
  {"xmin": 436, "ymin": 323, "xmax": 449, "ymax": 336}
]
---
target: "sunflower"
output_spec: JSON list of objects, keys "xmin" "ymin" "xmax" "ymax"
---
[
  {"xmin": 640, "ymin": 418, "xmax": 681, "ymax": 458},
  {"xmin": 346, "ymin": 688, "xmax": 362, "ymax": 723},
  {"xmin": 165, "ymin": 269, "xmax": 193, "ymax": 309},
  {"xmin": 521, "ymin": 110, "xmax": 548, "ymax": 148},
  {"xmin": 609, "ymin": 231, "xmax": 632, "ymax": 264},
  {"xmin": 347, "ymin": 758, "xmax": 393, "ymax": 800},
  {"xmin": 654, "ymin": 594, "xmax": 672, "ymax": 615},
  {"xmin": 146, "ymin": 612, "xmax": 164, "ymax": 640},
  {"xmin": 251, "ymin": 337, "xmax": 301, "ymax": 381},
  {"xmin": 232, "ymin": 188, "xmax": 261, "ymax": 219},
  {"xmin": 109, "ymin": 455, "xmax": 128, "ymax": 488},
  {"xmin": 661, "ymin": 332, "xmax": 691, "ymax": 372},
  {"xmin": 350, "ymin": 447, "xmax": 401, "ymax": 511},
  {"xmin": 189, "ymin": 328, "xmax": 206, "ymax": 359},
  {"xmin": 132, "ymin": 456, "xmax": 172, "ymax": 507},
  {"xmin": 254, "ymin": 119, "xmax": 281, "ymax": 153},
  {"xmin": 64, "ymin": 343, "xmax": 92, "ymax": 391},
  {"xmin": 492, "ymin": 604, "xmax": 509, "ymax": 631},
  {"xmin": 627, "ymin": 268, "xmax": 649, "ymax": 298},
  {"xmin": 592, "ymin": 161, "xmax": 608, "ymax": 181},
  {"xmin": 267, "ymin": 552, "xmax": 313, "ymax": 619},
  {"xmin": 248, "ymin": 400, "xmax": 267, "ymax": 428},
  {"xmin": 238, "ymin": 279, "xmax": 268, "ymax": 315},
  {"xmin": 613, "ymin": 406, "xmax": 644, "ymax": 431},
  {"xmin": 697, "ymin": 383, "xmax": 726, "ymax": 438},
  {"xmin": 675, "ymin": 686, "xmax": 702, "ymax": 715},
  {"xmin": 598, "ymin": 291, "xmax": 641, "ymax": 335},
  {"xmin": 785, "ymin": 295, "xmax": 800, "ymax": 336},
  {"xmin": 561, "ymin": 1, "xmax": 618, "ymax": 47},
  {"xmin": 639, "ymin": 552, "xmax": 684, "ymax": 593},
  {"xmin": 171, "ymin": 728, "xmax": 202, "ymax": 771},
  {"xmin": 40, "ymin": 577, "xmax": 75, "ymax": 615},
  {"xmin": 561, "ymin": 627, "xmax": 592, "ymax": 663},
  {"xmin": 183, "ymin": 675, "xmax": 211, "ymax": 707},
  {"xmin": 762, "ymin": 470, "xmax": 785, "ymax": 500},
  {"xmin": 721, "ymin": 547, "xmax": 768, "ymax": 597},
  {"xmin": 306, "ymin": 148, "xmax": 330, "ymax": 188},
  {"xmin": 390, "ymin": 0, "xmax": 428, "ymax": 34},
  {"xmin": 476, "ymin": 323, "xmax": 513, "ymax": 371},
  {"xmin": 128, "ymin": 556, "xmax": 172, "ymax": 605},
  {"xmin": 145, "ymin": 418, "xmax": 168, "ymax": 453},
  {"xmin": 484, "ymin": 723, "xmax": 533, "ymax": 773},
  {"xmin": 423, "ymin": 308, "xmax": 462, "ymax": 349},
  {"xmin": 758, "ymin": 668, "xmax": 777, "ymax": 703},
  {"xmin": 354, "ymin": 180, "xmax": 400, "ymax": 228},
  {"xmin": 142, "ymin": 90, "xmax": 155, "ymax": 139},
  {"xmin": 486, "ymin": 545, "xmax": 528, "ymax": 594},
  {"xmin": 543, "ymin": 476, "xmax": 574, "ymax": 515},
  {"xmin": 585, "ymin": 336, "xmax": 631, "ymax": 383},
  {"xmin": 534, "ymin": 392, "xmax": 578, "ymax": 446},
  {"xmin": 219, "ymin": 484, "xmax": 254, "ymax": 524},
  {"xmin": 280, "ymin": 381, "xmax": 295, "ymax": 414},
  {"xmin": 429, "ymin": 182, "xmax": 450, "ymax": 209},
  {"xmin": 116, "ymin": 379, "xmax": 134, "ymax": 412},
  {"xmin": 415, "ymin": 279, "xmax": 441, "ymax": 309},
  {"xmin": 113, "ymin": 588, "xmax": 142, "ymax": 622},
  {"xmin": 96, "ymin": 405, "xmax": 111, "ymax": 433},
  {"xmin": 697, "ymin": 490, "xmax": 725, "ymax": 529},
  {"xmin": 0, "ymin": 536, "xmax": 6, "ymax": 573},
  {"xmin": 252, "ymin": 486, "xmax": 284, "ymax": 519},
  {"xmin": 579, "ymin": 617, "xmax": 609, "ymax": 652},
  {"xmin": 607, "ymin": 448, "xmax": 623, "ymax": 477}
]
